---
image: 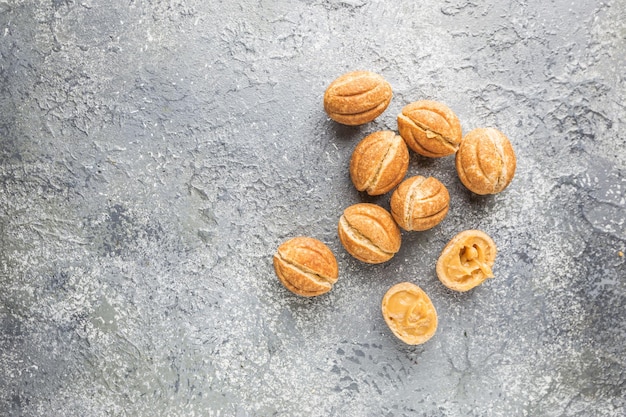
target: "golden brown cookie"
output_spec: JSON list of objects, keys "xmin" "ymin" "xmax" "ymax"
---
[
  {"xmin": 455, "ymin": 128, "xmax": 516, "ymax": 195},
  {"xmin": 397, "ymin": 100, "xmax": 462, "ymax": 157},
  {"xmin": 390, "ymin": 176, "xmax": 450, "ymax": 231},
  {"xmin": 337, "ymin": 203, "xmax": 401, "ymax": 264},
  {"xmin": 436, "ymin": 230, "xmax": 497, "ymax": 292},
  {"xmin": 324, "ymin": 71, "xmax": 393, "ymax": 126},
  {"xmin": 350, "ymin": 131, "xmax": 409, "ymax": 196},
  {"xmin": 382, "ymin": 282, "xmax": 438, "ymax": 345},
  {"xmin": 273, "ymin": 237, "xmax": 339, "ymax": 297}
]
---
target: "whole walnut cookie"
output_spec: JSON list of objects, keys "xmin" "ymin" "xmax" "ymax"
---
[
  {"xmin": 273, "ymin": 237, "xmax": 339, "ymax": 297},
  {"xmin": 397, "ymin": 100, "xmax": 462, "ymax": 158},
  {"xmin": 350, "ymin": 131, "xmax": 409, "ymax": 196},
  {"xmin": 456, "ymin": 128, "xmax": 517, "ymax": 195},
  {"xmin": 390, "ymin": 176, "xmax": 450, "ymax": 231},
  {"xmin": 324, "ymin": 71, "xmax": 393, "ymax": 126},
  {"xmin": 338, "ymin": 203, "xmax": 401, "ymax": 264}
]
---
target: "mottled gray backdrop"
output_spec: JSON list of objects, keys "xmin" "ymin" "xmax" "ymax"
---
[{"xmin": 1, "ymin": 0, "xmax": 625, "ymax": 416}]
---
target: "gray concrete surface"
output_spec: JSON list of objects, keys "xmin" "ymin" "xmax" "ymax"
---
[{"xmin": 1, "ymin": 0, "xmax": 625, "ymax": 416}]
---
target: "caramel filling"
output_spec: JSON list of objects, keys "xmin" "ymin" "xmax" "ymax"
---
[
  {"xmin": 385, "ymin": 291, "xmax": 436, "ymax": 337},
  {"xmin": 447, "ymin": 240, "xmax": 494, "ymax": 282}
]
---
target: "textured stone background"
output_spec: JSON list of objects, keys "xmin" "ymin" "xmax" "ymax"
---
[{"xmin": 1, "ymin": 0, "xmax": 625, "ymax": 416}]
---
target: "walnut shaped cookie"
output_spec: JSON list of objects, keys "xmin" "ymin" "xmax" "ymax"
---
[
  {"xmin": 390, "ymin": 176, "xmax": 450, "ymax": 231},
  {"xmin": 350, "ymin": 131, "xmax": 409, "ymax": 196},
  {"xmin": 324, "ymin": 71, "xmax": 393, "ymax": 126},
  {"xmin": 338, "ymin": 203, "xmax": 401, "ymax": 264},
  {"xmin": 455, "ymin": 128, "xmax": 516, "ymax": 195},
  {"xmin": 397, "ymin": 100, "xmax": 462, "ymax": 158},
  {"xmin": 273, "ymin": 237, "xmax": 339, "ymax": 297}
]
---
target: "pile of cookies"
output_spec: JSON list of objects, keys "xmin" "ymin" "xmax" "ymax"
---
[{"xmin": 273, "ymin": 70, "xmax": 516, "ymax": 345}]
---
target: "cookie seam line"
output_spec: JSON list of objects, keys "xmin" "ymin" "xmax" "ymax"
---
[
  {"xmin": 405, "ymin": 177, "xmax": 427, "ymax": 229},
  {"xmin": 366, "ymin": 136, "xmax": 395, "ymax": 192},
  {"xmin": 274, "ymin": 252, "xmax": 335, "ymax": 285},
  {"xmin": 474, "ymin": 140, "xmax": 496, "ymax": 189},
  {"xmin": 339, "ymin": 215, "xmax": 393, "ymax": 256},
  {"xmin": 488, "ymin": 131, "xmax": 507, "ymax": 190},
  {"xmin": 404, "ymin": 116, "xmax": 459, "ymax": 150}
]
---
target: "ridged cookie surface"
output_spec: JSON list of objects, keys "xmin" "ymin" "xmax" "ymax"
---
[{"xmin": 324, "ymin": 71, "xmax": 392, "ymax": 126}]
